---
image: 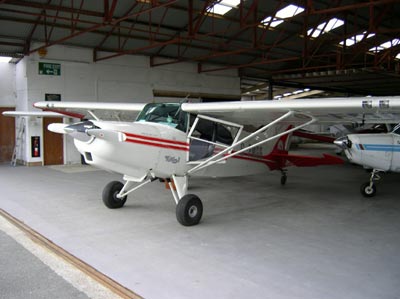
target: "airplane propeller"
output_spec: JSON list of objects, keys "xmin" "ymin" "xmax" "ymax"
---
[
  {"xmin": 334, "ymin": 136, "xmax": 352, "ymax": 150},
  {"xmin": 48, "ymin": 120, "xmax": 123, "ymax": 143},
  {"xmin": 48, "ymin": 121, "xmax": 99, "ymax": 142}
]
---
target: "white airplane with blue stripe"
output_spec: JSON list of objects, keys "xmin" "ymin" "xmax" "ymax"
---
[{"xmin": 335, "ymin": 123, "xmax": 400, "ymax": 197}]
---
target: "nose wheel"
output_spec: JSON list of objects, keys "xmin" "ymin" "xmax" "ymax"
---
[
  {"xmin": 360, "ymin": 182, "xmax": 377, "ymax": 197},
  {"xmin": 360, "ymin": 169, "xmax": 381, "ymax": 198}
]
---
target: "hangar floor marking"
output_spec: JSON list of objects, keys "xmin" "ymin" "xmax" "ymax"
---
[{"xmin": 0, "ymin": 209, "xmax": 142, "ymax": 299}]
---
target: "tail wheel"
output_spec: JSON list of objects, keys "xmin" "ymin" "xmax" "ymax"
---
[
  {"xmin": 102, "ymin": 181, "xmax": 127, "ymax": 208},
  {"xmin": 176, "ymin": 194, "xmax": 203, "ymax": 226},
  {"xmin": 280, "ymin": 174, "xmax": 287, "ymax": 185},
  {"xmin": 360, "ymin": 182, "xmax": 377, "ymax": 198}
]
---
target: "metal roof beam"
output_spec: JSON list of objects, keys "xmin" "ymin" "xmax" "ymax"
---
[
  {"xmin": 309, "ymin": 0, "xmax": 400, "ymax": 15},
  {"xmin": 28, "ymin": 0, "xmax": 177, "ymax": 55},
  {"xmin": 3, "ymin": 0, "xmax": 103, "ymax": 17}
]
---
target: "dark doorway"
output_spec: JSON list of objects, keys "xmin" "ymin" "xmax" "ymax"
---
[{"xmin": 0, "ymin": 107, "xmax": 15, "ymax": 163}]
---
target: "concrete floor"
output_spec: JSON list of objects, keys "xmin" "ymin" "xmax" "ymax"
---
[
  {"xmin": 0, "ymin": 229, "xmax": 90, "ymax": 299},
  {"xmin": 1, "ymin": 152, "xmax": 400, "ymax": 299}
]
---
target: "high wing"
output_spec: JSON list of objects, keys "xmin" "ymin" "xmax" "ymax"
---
[
  {"xmin": 34, "ymin": 101, "xmax": 146, "ymax": 120},
  {"xmin": 34, "ymin": 97, "xmax": 400, "ymax": 125},
  {"xmin": 181, "ymin": 96, "xmax": 400, "ymax": 126}
]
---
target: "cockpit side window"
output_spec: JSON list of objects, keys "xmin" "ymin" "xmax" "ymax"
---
[
  {"xmin": 136, "ymin": 103, "xmax": 188, "ymax": 132},
  {"xmin": 392, "ymin": 123, "xmax": 400, "ymax": 135}
]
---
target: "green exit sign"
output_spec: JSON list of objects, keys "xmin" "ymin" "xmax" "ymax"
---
[{"xmin": 38, "ymin": 62, "xmax": 61, "ymax": 76}]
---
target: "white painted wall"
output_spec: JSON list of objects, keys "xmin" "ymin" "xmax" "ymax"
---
[
  {"xmin": 0, "ymin": 62, "xmax": 16, "ymax": 107},
  {"xmin": 1, "ymin": 44, "xmax": 241, "ymax": 165},
  {"xmin": 25, "ymin": 44, "xmax": 240, "ymax": 105}
]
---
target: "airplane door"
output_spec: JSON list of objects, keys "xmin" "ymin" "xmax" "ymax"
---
[{"xmin": 0, "ymin": 107, "xmax": 15, "ymax": 163}]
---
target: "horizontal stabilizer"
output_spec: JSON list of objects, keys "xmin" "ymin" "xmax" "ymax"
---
[
  {"xmin": 293, "ymin": 130, "xmax": 335, "ymax": 143},
  {"xmin": 272, "ymin": 153, "xmax": 343, "ymax": 167}
]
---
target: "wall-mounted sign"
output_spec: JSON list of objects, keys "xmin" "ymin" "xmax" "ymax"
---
[
  {"xmin": 39, "ymin": 62, "xmax": 61, "ymax": 76},
  {"xmin": 45, "ymin": 93, "xmax": 61, "ymax": 101}
]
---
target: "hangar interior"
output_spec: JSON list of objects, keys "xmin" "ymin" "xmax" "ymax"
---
[
  {"xmin": 0, "ymin": 0, "xmax": 400, "ymax": 165},
  {"xmin": 0, "ymin": 1, "xmax": 400, "ymax": 299}
]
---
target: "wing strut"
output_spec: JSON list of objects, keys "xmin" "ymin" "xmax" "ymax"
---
[{"xmin": 186, "ymin": 111, "xmax": 317, "ymax": 175}]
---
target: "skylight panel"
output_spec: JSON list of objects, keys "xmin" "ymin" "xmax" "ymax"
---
[
  {"xmin": 208, "ymin": 4, "xmax": 232, "ymax": 15},
  {"xmin": 262, "ymin": 16, "xmax": 284, "ymax": 27},
  {"xmin": 369, "ymin": 38, "xmax": 400, "ymax": 53},
  {"xmin": 339, "ymin": 31, "xmax": 375, "ymax": 47},
  {"xmin": 207, "ymin": 0, "xmax": 241, "ymax": 15},
  {"xmin": 261, "ymin": 4, "xmax": 304, "ymax": 28},
  {"xmin": 308, "ymin": 18, "xmax": 344, "ymax": 38},
  {"xmin": 276, "ymin": 4, "xmax": 304, "ymax": 19},
  {"xmin": 221, "ymin": 0, "xmax": 240, "ymax": 6}
]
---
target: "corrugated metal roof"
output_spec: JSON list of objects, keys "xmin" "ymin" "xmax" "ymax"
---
[{"xmin": 0, "ymin": 0, "xmax": 399, "ymax": 97}]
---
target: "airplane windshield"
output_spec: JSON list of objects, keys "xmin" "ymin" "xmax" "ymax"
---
[{"xmin": 136, "ymin": 103, "xmax": 188, "ymax": 132}]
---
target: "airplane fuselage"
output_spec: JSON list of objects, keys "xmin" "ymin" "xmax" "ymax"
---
[
  {"xmin": 74, "ymin": 120, "xmax": 277, "ymax": 180},
  {"xmin": 342, "ymin": 132, "xmax": 400, "ymax": 172}
]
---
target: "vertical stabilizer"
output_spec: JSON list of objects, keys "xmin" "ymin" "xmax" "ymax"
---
[{"xmin": 270, "ymin": 125, "xmax": 293, "ymax": 155}]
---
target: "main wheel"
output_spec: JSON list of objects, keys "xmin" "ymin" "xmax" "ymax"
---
[
  {"xmin": 176, "ymin": 194, "xmax": 203, "ymax": 226},
  {"xmin": 102, "ymin": 181, "xmax": 127, "ymax": 209},
  {"xmin": 360, "ymin": 182, "xmax": 377, "ymax": 198}
]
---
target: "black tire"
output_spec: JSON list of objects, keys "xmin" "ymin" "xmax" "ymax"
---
[
  {"xmin": 102, "ymin": 181, "xmax": 127, "ymax": 209},
  {"xmin": 360, "ymin": 182, "xmax": 377, "ymax": 198},
  {"xmin": 280, "ymin": 175, "xmax": 287, "ymax": 185},
  {"xmin": 176, "ymin": 194, "xmax": 203, "ymax": 226}
]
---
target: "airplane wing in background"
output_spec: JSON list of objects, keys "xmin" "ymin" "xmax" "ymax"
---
[{"xmin": 181, "ymin": 97, "xmax": 400, "ymax": 126}]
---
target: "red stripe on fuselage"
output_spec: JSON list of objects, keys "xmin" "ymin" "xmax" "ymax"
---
[
  {"xmin": 123, "ymin": 132, "xmax": 274, "ymax": 165},
  {"xmin": 124, "ymin": 132, "xmax": 189, "ymax": 146},
  {"xmin": 125, "ymin": 136, "xmax": 189, "ymax": 152}
]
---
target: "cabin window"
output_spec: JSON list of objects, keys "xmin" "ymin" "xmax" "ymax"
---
[
  {"xmin": 136, "ymin": 103, "xmax": 188, "ymax": 132},
  {"xmin": 392, "ymin": 124, "xmax": 400, "ymax": 135},
  {"xmin": 188, "ymin": 117, "xmax": 238, "ymax": 161}
]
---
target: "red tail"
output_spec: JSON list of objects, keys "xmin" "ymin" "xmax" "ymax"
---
[
  {"xmin": 265, "ymin": 126, "xmax": 343, "ymax": 170},
  {"xmin": 271, "ymin": 125, "xmax": 293, "ymax": 155}
]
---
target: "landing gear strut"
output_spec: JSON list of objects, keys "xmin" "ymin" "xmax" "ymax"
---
[
  {"xmin": 102, "ymin": 175, "xmax": 157, "ymax": 209},
  {"xmin": 169, "ymin": 175, "xmax": 203, "ymax": 226},
  {"xmin": 360, "ymin": 169, "xmax": 381, "ymax": 197},
  {"xmin": 102, "ymin": 174, "xmax": 204, "ymax": 226}
]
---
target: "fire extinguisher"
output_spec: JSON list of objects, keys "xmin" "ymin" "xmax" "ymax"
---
[{"xmin": 32, "ymin": 136, "xmax": 40, "ymax": 157}]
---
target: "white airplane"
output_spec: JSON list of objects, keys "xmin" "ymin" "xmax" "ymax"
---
[
  {"xmin": 334, "ymin": 123, "xmax": 400, "ymax": 197},
  {"xmin": 8, "ymin": 97, "xmax": 400, "ymax": 225}
]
